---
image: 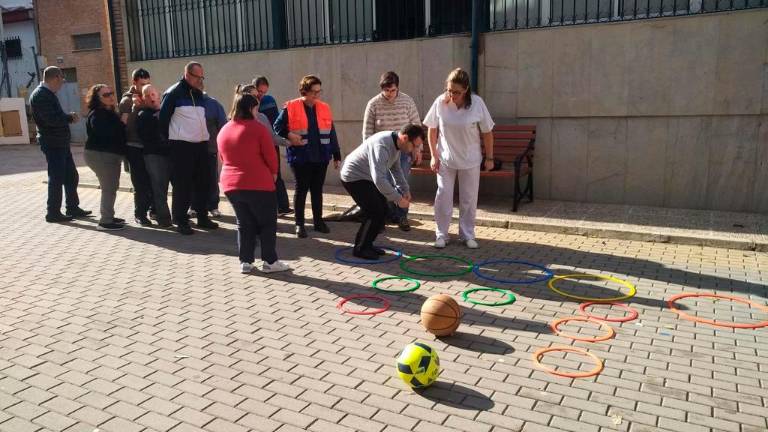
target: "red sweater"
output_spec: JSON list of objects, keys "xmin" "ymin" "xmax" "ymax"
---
[{"xmin": 217, "ymin": 118, "xmax": 278, "ymax": 193}]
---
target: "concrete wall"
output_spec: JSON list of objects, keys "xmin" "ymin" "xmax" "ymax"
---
[{"xmin": 127, "ymin": 8, "xmax": 768, "ymax": 213}]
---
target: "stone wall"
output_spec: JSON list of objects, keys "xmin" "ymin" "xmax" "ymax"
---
[{"xmin": 126, "ymin": 8, "xmax": 768, "ymax": 213}]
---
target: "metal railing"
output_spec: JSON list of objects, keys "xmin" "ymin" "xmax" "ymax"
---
[{"xmin": 125, "ymin": 0, "xmax": 768, "ymax": 61}]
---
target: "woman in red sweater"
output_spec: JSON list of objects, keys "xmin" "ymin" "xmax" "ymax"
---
[{"xmin": 218, "ymin": 92, "xmax": 290, "ymax": 274}]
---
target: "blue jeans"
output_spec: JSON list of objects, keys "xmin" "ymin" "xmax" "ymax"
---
[
  {"xmin": 388, "ymin": 152, "xmax": 411, "ymax": 221},
  {"xmin": 41, "ymin": 146, "xmax": 80, "ymax": 216}
]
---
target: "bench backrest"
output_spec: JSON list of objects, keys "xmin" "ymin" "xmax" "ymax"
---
[{"xmin": 418, "ymin": 124, "xmax": 536, "ymax": 167}]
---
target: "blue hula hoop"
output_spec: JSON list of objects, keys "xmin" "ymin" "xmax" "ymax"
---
[
  {"xmin": 472, "ymin": 259, "xmax": 554, "ymax": 284},
  {"xmin": 334, "ymin": 245, "xmax": 403, "ymax": 265}
]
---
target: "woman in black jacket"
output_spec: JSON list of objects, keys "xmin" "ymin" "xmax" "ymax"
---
[{"xmin": 84, "ymin": 84, "xmax": 127, "ymax": 230}]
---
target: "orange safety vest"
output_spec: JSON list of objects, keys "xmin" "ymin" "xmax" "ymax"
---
[{"xmin": 285, "ymin": 98, "xmax": 333, "ymax": 146}]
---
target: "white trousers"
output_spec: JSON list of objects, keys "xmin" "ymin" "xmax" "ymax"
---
[{"xmin": 434, "ymin": 164, "xmax": 480, "ymax": 241}]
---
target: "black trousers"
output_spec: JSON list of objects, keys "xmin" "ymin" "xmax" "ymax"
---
[
  {"xmin": 290, "ymin": 162, "xmax": 327, "ymax": 227},
  {"xmin": 275, "ymin": 147, "xmax": 290, "ymax": 212},
  {"xmin": 125, "ymin": 146, "xmax": 153, "ymax": 217},
  {"xmin": 342, "ymin": 180, "xmax": 388, "ymax": 252},
  {"xmin": 170, "ymin": 140, "xmax": 210, "ymax": 225},
  {"xmin": 226, "ymin": 190, "xmax": 278, "ymax": 264},
  {"xmin": 41, "ymin": 146, "xmax": 80, "ymax": 216}
]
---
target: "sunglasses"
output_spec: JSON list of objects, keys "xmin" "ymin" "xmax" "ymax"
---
[{"xmin": 101, "ymin": 91, "xmax": 114, "ymax": 97}]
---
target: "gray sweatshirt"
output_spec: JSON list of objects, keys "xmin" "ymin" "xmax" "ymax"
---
[
  {"xmin": 340, "ymin": 131, "xmax": 409, "ymax": 202},
  {"xmin": 256, "ymin": 112, "xmax": 289, "ymax": 148}
]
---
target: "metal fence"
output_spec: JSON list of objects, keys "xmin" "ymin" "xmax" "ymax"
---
[{"xmin": 125, "ymin": 0, "xmax": 768, "ymax": 61}]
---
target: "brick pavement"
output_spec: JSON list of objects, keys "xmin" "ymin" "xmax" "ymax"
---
[{"xmin": 0, "ymin": 145, "xmax": 767, "ymax": 432}]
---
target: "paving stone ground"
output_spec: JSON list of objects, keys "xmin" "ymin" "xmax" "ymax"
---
[{"xmin": 1, "ymin": 145, "xmax": 767, "ymax": 432}]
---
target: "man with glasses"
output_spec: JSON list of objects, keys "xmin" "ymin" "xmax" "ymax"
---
[
  {"xmin": 360, "ymin": 71, "xmax": 421, "ymax": 231},
  {"xmin": 159, "ymin": 61, "xmax": 218, "ymax": 235},
  {"xmin": 30, "ymin": 66, "xmax": 91, "ymax": 223}
]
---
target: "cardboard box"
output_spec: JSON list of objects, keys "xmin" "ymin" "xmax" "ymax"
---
[{"xmin": 1, "ymin": 110, "xmax": 22, "ymax": 137}]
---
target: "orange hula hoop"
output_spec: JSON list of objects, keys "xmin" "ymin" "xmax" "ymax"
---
[
  {"xmin": 667, "ymin": 293, "xmax": 768, "ymax": 329},
  {"xmin": 550, "ymin": 316, "xmax": 616, "ymax": 342},
  {"xmin": 532, "ymin": 346, "xmax": 604, "ymax": 378}
]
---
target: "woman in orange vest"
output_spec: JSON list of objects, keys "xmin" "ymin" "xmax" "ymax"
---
[{"xmin": 274, "ymin": 75, "xmax": 341, "ymax": 238}]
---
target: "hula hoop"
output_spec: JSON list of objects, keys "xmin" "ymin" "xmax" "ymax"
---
[
  {"xmin": 579, "ymin": 302, "xmax": 639, "ymax": 323},
  {"xmin": 371, "ymin": 276, "xmax": 421, "ymax": 293},
  {"xmin": 334, "ymin": 245, "xmax": 402, "ymax": 265},
  {"xmin": 472, "ymin": 259, "xmax": 554, "ymax": 284},
  {"xmin": 667, "ymin": 293, "xmax": 768, "ymax": 329},
  {"xmin": 532, "ymin": 346, "xmax": 604, "ymax": 378},
  {"xmin": 461, "ymin": 287, "xmax": 516, "ymax": 306},
  {"xmin": 337, "ymin": 295, "xmax": 391, "ymax": 316},
  {"xmin": 399, "ymin": 255, "xmax": 473, "ymax": 278},
  {"xmin": 548, "ymin": 274, "xmax": 636, "ymax": 302},
  {"xmin": 550, "ymin": 316, "xmax": 615, "ymax": 342}
]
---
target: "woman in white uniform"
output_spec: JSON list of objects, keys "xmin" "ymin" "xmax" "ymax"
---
[{"xmin": 423, "ymin": 68, "xmax": 495, "ymax": 249}]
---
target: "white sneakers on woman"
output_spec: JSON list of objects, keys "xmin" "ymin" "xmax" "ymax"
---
[
  {"xmin": 433, "ymin": 237, "xmax": 479, "ymax": 249},
  {"xmin": 240, "ymin": 261, "xmax": 290, "ymax": 274}
]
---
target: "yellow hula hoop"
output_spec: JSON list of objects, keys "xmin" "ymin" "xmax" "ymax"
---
[{"xmin": 547, "ymin": 274, "xmax": 636, "ymax": 302}]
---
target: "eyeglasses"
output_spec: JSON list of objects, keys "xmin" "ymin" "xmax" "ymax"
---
[
  {"xmin": 382, "ymin": 87, "xmax": 398, "ymax": 94},
  {"xmin": 101, "ymin": 91, "xmax": 114, "ymax": 97},
  {"xmin": 307, "ymin": 89, "xmax": 323, "ymax": 96},
  {"xmin": 445, "ymin": 88, "xmax": 464, "ymax": 96},
  {"xmin": 189, "ymin": 71, "xmax": 205, "ymax": 81}
]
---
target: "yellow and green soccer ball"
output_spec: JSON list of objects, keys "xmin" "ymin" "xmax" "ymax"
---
[{"xmin": 396, "ymin": 342, "xmax": 440, "ymax": 389}]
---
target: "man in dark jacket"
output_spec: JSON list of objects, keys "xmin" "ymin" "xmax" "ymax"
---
[
  {"xmin": 137, "ymin": 84, "xmax": 172, "ymax": 228},
  {"xmin": 119, "ymin": 68, "xmax": 154, "ymax": 226},
  {"xmin": 159, "ymin": 61, "xmax": 218, "ymax": 235},
  {"xmin": 30, "ymin": 66, "xmax": 91, "ymax": 222}
]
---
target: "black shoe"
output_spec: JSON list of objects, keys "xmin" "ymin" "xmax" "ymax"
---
[
  {"xmin": 278, "ymin": 208, "xmax": 294, "ymax": 216},
  {"xmin": 295, "ymin": 225, "xmax": 307, "ymax": 238},
  {"xmin": 97, "ymin": 222, "xmax": 125, "ymax": 231},
  {"xmin": 135, "ymin": 216, "xmax": 152, "ymax": 226},
  {"xmin": 157, "ymin": 220, "xmax": 173, "ymax": 228},
  {"xmin": 372, "ymin": 246, "xmax": 387, "ymax": 255},
  {"xmin": 177, "ymin": 224, "xmax": 194, "ymax": 235},
  {"xmin": 353, "ymin": 248, "xmax": 379, "ymax": 260},
  {"xmin": 398, "ymin": 218, "xmax": 411, "ymax": 232},
  {"xmin": 313, "ymin": 222, "xmax": 330, "ymax": 234},
  {"xmin": 45, "ymin": 213, "xmax": 73, "ymax": 223},
  {"xmin": 196, "ymin": 217, "xmax": 219, "ymax": 229},
  {"xmin": 113, "ymin": 217, "xmax": 126, "ymax": 224},
  {"xmin": 66, "ymin": 208, "xmax": 92, "ymax": 218}
]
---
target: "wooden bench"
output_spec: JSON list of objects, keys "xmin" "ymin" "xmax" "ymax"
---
[{"xmin": 410, "ymin": 125, "xmax": 535, "ymax": 212}]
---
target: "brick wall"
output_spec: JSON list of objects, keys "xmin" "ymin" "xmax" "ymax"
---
[
  {"xmin": 34, "ymin": 0, "xmax": 117, "ymax": 114},
  {"xmin": 111, "ymin": 0, "xmax": 129, "ymax": 92}
]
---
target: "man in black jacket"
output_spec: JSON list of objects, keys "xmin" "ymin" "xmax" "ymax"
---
[
  {"xmin": 159, "ymin": 61, "xmax": 217, "ymax": 235},
  {"xmin": 30, "ymin": 66, "xmax": 91, "ymax": 222}
]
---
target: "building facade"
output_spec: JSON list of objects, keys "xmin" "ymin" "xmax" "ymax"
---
[{"xmin": 118, "ymin": 1, "xmax": 767, "ymax": 212}]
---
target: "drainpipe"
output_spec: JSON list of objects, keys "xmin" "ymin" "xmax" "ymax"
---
[
  {"xmin": 470, "ymin": 0, "xmax": 480, "ymax": 92},
  {"xmin": 106, "ymin": 0, "xmax": 122, "ymax": 92}
]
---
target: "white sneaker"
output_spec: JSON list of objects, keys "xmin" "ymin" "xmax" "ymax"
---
[
  {"xmin": 465, "ymin": 239, "xmax": 479, "ymax": 249},
  {"xmin": 210, "ymin": 209, "xmax": 221, "ymax": 218},
  {"xmin": 261, "ymin": 260, "xmax": 291, "ymax": 273},
  {"xmin": 434, "ymin": 237, "xmax": 447, "ymax": 249},
  {"xmin": 240, "ymin": 262, "xmax": 253, "ymax": 274}
]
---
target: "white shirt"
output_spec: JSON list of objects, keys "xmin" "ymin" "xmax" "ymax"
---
[{"xmin": 423, "ymin": 94, "xmax": 495, "ymax": 170}]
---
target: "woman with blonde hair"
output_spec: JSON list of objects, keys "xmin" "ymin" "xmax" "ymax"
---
[{"xmin": 423, "ymin": 68, "xmax": 495, "ymax": 249}]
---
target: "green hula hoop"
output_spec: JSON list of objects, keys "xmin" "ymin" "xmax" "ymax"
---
[
  {"xmin": 399, "ymin": 254, "xmax": 473, "ymax": 277},
  {"xmin": 371, "ymin": 276, "xmax": 421, "ymax": 293},
  {"xmin": 461, "ymin": 287, "xmax": 517, "ymax": 306}
]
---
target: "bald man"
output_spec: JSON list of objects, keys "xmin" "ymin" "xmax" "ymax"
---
[{"xmin": 137, "ymin": 84, "xmax": 172, "ymax": 227}]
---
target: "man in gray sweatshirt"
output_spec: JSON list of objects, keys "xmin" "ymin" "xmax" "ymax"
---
[{"xmin": 340, "ymin": 124, "xmax": 425, "ymax": 260}]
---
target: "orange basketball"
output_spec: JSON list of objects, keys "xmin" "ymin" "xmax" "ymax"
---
[{"xmin": 420, "ymin": 294, "xmax": 462, "ymax": 336}]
